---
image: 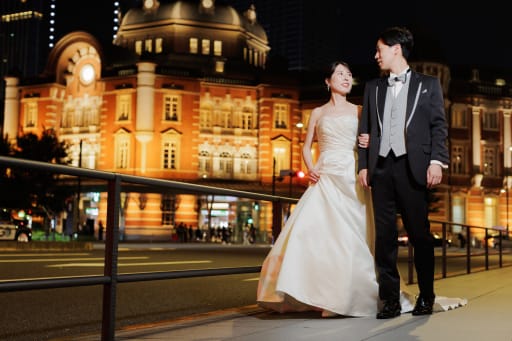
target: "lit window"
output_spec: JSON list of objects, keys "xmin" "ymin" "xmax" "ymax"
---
[
  {"xmin": 135, "ymin": 41, "xmax": 142, "ymax": 55},
  {"xmin": 274, "ymin": 103, "xmax": 289, "ymax": 129},
  {"xmin": 161, "ymin": 194, "xmax": 177, "ymax": 226},
  {"xmin": 213, "ymin": 40, "xmax": 222, "ymax": 56},
  {"xmin": 145, "ymin": 39, "xmax": 152, "ymax": 53},
  {"xmin": 451, "ymin": 107, "xmax": 467, "ymax": 128},
  {"xmin": 202, "ymin": 39, "xmax": 210, "ymax": 55},
  {"xmin": 199, "ymin": 150, "xmax": 211, "ymax": 173},
  {"xmin": 482, "ymin": 110, "xmax": 498, "ymax": 130},
  {"xmin": 163, "ymin": 95, "xmax": 180, "ymax": 121},
  {"xmin": 117, "ymin": 94, "xmax": 131, "ymax": 121},
  {"xmin": 483, "ymin": 146, "xmax": 498, "ymax": 176},
  {"xmin": 215, "ymin": 61, "xmax": 224, "ymax": 73},
  {"xmin": 272, "ymin": 138, "xmax": 290, "ymax": 174},
  {"xmin": 25, "ymin": 102, "xmax": 37, "ymax": 128},
  {"xmin": 451, "ymin": 144, "xmax": 467, "ymax": 175},
  {"xmin": 190, "ymin": 38, "xmax": 198, "ymax": 54},
  {"xmin": 162, "ymin": 137, "xmax": 180, "ymax": 170},
  {"xmin": 115, "ymin": 133, "xmax": 130, "ymax": 169},
  {"xmin": 155, "ymin": 38, "xmax": 163, "ymax": 53},
  {"xmin": 218, "ymin": 151, "xmax": 233, "ymax": 176}
]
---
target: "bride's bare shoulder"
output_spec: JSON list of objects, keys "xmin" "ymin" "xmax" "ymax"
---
[{"xmin": 310, "ymin": 105, "xmax": 328, "ymax": 118}]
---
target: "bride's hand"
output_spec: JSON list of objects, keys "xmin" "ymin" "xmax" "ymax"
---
[
  {"xmin": 358, "ymin": 133, "xmax": 370, "ymax": 148},
  {"xmin": 308, "ymin": 169, "xmax": 320, "ymax": 183}
]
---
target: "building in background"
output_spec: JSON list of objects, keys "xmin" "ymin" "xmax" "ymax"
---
[
  {"xmin": 1, "ymin": 0, "xmax": 48, "ymax": 136},
  {"xmin": 230, "ymin": 0, "xmax": 344, "ymax": 72},
  {"xmin": 0, "ymin": 0, "xmax": 116, "ymax": 137},
  {"xmin": 2, "ymin": 0, "xmax": 313, "ymax": 242},
  {"xmin": 2, "ymin": 0, "xmax": 512, "ymax": 244}
]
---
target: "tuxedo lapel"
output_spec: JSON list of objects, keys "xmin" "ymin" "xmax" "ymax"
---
[
  {"xmin": 406, "ymin": 72, "xmax": 421, "ymax": 124},
  {"xmin": 377, "ymin": 78, "xmax": 388, "ymax": 126}
]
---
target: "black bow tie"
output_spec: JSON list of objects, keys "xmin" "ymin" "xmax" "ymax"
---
[{"xmin": 388, "ymin": 73, "xmax": 407, "ymax": 86}]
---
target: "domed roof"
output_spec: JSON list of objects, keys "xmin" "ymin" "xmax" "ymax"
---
[{"xmin": 120, "ymin": 0, "xmax": 267, "ymax": 41}]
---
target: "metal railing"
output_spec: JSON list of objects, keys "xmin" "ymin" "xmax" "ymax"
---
[
  {"xmin": 401, "ymin": 220, "xmax": 510, "ymax": 284},
  {"xmin": 0, "ymin": 156, "xmax": 298, "ymax": 340},
  {"xmin": 0, "ymin": 156, "xmax": 510, "ymax": 340}
]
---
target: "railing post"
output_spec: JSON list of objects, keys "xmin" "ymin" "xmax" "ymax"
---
[
  {"xmin": 499, "ymin": 230, "xmax": 503, "ymax": 267},
  {"xmin": 272, "ymin": 200, "xmax": 283, "ymax": 243},
  {"xmin": 441, "ymin": 223, "xmax": 447, "ymax": 278},
  {"xmin": 102, "ymin": 175, "xmax": 121, "ymax": 341},
  {"xmin": 466, "ymin": 225, "xmax": 471, "ymax": 274},
  {"xmin": 484, "ymin": 228, "xmax": 489, "ymax": 270}
]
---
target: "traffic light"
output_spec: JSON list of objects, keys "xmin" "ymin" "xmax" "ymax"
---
[{"xmin": 293, "ymin": 170, "xmax": 305, "ymax": 178}]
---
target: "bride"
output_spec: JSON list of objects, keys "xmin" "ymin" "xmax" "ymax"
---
[{"xmin": 256, "ymin": 61, "xmax": 465, "ymax": 317}]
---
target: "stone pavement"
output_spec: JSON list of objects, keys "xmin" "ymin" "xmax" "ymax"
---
[{"xmin": 73, "ymin": 261, "xmax": 512, "ymax": 341}]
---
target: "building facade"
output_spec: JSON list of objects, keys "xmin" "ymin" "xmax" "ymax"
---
[
  {"xmin": 2, "ymin": 0, "xmax": 312, "ymax": 242},
  {"xmin": 2, "ymin": 0, "xmax": 512, "ymax": 244}
]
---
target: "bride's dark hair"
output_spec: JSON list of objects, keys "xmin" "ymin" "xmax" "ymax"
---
[{"xmin": 324, "ymin": 60, "xmax": 351, "ymax": 80}]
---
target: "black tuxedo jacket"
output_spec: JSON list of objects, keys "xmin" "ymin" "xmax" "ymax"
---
[{"xmin": 357, "ymin": 71, "xmax": 449, "ymax": 186}]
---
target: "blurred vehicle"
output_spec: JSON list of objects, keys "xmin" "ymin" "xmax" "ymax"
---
[
  {"xmin": 398, "ymin": 233, "xmax": 451, "ymax": 247},
  {"xmin": 485, "ymin": 234, "xmax": 512, "ymax": 249},
  {"xmin": 398, "ymin": 234, "xmax": 409, "ymax": 246},
  {"xmin": 0, "ymin": 208, "xmax": 32, "ymax": 242},
  {"xmin": 432, "ymin": 232, "xmax": 452, "ymax": 247}
]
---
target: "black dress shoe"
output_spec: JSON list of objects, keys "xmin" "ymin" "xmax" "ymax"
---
[
  {"xmin": 412, "ymin": 295, "xmax": 435, "ymax": 316},
  {"xmin": 376, "ymin": 300, "xmax": 401, "ymax": 319}
]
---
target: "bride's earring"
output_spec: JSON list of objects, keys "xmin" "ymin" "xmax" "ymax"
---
[{"xmin": 327, "ymin": 84, "xmax": 330, "ymax": 92}]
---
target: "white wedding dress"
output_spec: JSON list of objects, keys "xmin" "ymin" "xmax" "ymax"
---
[{"xmin": 256, "ymin": 114, "xmax": 466, "ymax": 317}]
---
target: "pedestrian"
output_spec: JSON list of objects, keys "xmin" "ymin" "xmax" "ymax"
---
[
  {"xmin": 457, "ymin": 232, "xmax": 466, "ymax": 248},
  {"xmin": 98, "ymin": 220, "xmax": 104, "ymax": 241}
]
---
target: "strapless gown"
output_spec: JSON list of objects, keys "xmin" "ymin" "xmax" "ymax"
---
[{"xmin": 256, "ymin": 115, "xmax": 466, "ymax": 316}]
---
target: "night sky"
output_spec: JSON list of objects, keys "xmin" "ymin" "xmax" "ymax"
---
[{"xmin": 55, "ymin": 0, "xmax": 512, "ymax": 71}]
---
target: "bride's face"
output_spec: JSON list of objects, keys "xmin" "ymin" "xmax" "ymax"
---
[{"xmin": 328, "ymin": 64, "xmax": 353, "ymax": 95}]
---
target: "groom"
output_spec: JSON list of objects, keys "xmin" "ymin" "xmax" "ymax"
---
[{"xmin": 357, "ymin": 26, "xmax": 449, "ymax": 319}]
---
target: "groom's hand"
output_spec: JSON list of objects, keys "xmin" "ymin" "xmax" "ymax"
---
[{"xmin": 427, "ymin": 164, "xmax": 443, "ymax": 188}]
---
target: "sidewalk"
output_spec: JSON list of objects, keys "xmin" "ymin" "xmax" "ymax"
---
[{"xmin": 73, "ymin": 263, "xmax": 512, "ymax": 341}]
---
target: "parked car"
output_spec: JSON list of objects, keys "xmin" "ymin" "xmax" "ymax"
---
[
  {"xmin": 432, "ymin": 233, "xmax": 452, "ymax": 247},
  {"xmin": 398, "ymin": 234, "xmax": 409, "ymax": 246},
  {"xmin": 397, "ymin": 233, "xmax": 451, "ymax": 247},
  {"xmin": 0, "ymin": 208, "xmax": 32, "ymax": 242},
  {"xmin": 486, "ymin": 235, "xmax": 512, "ymax": 249}
]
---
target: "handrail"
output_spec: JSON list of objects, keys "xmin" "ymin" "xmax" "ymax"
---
[
  {"xmin": 0, "ymin": 155, "xmax": 296, "ymax": 340},
  {"xmin": 425, "ymin": 220, "xmax": 508, "ymax": 280},
  {"xmin": 0, "ymin": 156, "xmax": 510, "ymax": 340}
]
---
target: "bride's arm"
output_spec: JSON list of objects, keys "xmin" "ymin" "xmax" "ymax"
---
[{"xmin": 302, "ymin": 108, "xmax": 321, "ymax": 183}]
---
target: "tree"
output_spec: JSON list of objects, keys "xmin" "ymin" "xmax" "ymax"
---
[
  {"xmin": 0, "ymin": 134, "xmax": 13, "ymax": 156},
  {"xmin": 0, "ymin": 129, "xmax": 72, "ymax": 226},
  {"xmin": 0, "ymin": 134, "xmax": 13, "ymax": 179}
]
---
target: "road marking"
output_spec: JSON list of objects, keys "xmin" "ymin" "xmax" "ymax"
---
[
  {"xmin": 46, "ymin": 260, "xmax": 213, "ymax": 267},
  {"xmin": 0, "ymin": 256, "xmax": 147, "ymax": 263},
  {"xmin": 0, "ymin": 253, "xmax": 91, "ymax": 257},
  {"xmin": 243, "ymin": 277, "xmax": 260, "ymax": 282},
  {"xmin": 0, "ymin": 274, "xmax": 101, "ymax": 282}
]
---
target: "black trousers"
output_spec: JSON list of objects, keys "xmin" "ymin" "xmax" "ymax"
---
[{"xmin": 371, "ymin": 152, "xmax": 435, "ymax": 301}]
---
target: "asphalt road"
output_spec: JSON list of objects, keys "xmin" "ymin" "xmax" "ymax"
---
[
  {"xmin": 0, "ymin": 245, "xmax": 267, "ymax": 341},
  {"xmin": 0, "ymin": 244, "xmax": 510, "ymax": 341}
]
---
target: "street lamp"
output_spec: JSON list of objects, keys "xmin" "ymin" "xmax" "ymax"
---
[
  {"xmin": 74, "ymin": 139, "xmax": 83, "ymax": 236},
  {"xmin": 272, "ymin": 157, "xmax": 276, "ymax": 196},
  {"xmin": 289, "ymin": 121, "xmax": 304, "ymax": 197},
  {"xmin": 502, "ymin": 186, "xmax": 509, "ymax": 235}
]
